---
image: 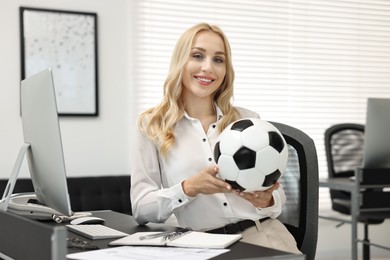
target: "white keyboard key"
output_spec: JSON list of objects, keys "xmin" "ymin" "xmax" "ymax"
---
[{"xmin": 66, "ymin": 224, "xmax": 128, "ymax": 240}]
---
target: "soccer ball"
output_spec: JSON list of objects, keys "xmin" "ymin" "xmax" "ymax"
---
[{"xmin": 214, "ymin": 118, "xmax": 288, "ymax": 192}]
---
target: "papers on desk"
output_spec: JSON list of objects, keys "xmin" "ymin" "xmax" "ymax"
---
[
  {"xmin": 109, "ymin": 230, "xmax": 242, "ymax": 249},
  {"xmin": 67, "ymin": 246, "xmax": 230, "ymax": 260},
  {"xmin": 67, "ymin": 229, "xmax": 240, "ymax": 259}
]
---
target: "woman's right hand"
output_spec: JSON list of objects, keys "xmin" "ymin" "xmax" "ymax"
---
[{"xmin": 181, "ymin": 166, "xmax": 232, "ymax": 197}]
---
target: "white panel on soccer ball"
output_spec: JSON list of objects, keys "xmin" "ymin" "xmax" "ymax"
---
[
  {"xmin": 218, "ymin": 155, "xmax": 240, "ymax": 181},
  {"xmin": 256, "ymin": 147, "xmax": 280, "ymax": 174},
  {"xmin": 254, "ymin": 119, "xmax": 277, "ymax": 132},
  {"xmin": 236, "ymin": 168, "xmax": 266, "ymax": 192},
  {"xmin": 265, "ymin": 123, "xmax": 279, "ymax": 132},
  {"xmin": 241, "ymin": 125, "xmax": 269, "ymax": 151},
  {"xmin": 219, "ymin": 130, "xmax": 243, "ymax": 156}
]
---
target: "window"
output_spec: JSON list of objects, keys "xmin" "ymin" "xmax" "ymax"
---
[{"xmin": 134, "ymin": 0, "xmax": 390, "ymax": 208}]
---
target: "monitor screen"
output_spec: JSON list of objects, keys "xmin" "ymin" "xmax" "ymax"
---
[
  {"xmin": 20, "ymin": 68, "xmax": 72, "ymax": 216},
  {"xmin": 363, "ymin": 98, "xmax": 390, "ymax": 169}
]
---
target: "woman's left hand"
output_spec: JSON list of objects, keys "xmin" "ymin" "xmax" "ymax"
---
[{"xmin": 233, "ymin": 182, "xmax": 280, "ymax": 208}]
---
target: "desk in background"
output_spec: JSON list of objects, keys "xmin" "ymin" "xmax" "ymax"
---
[
  {"xmin": 319, "ymin": 177, "xmax": 359, "ymax": 260},
  {"xmin": 319, "ymin": 168, "xmax": 390, "ymax": 260}
]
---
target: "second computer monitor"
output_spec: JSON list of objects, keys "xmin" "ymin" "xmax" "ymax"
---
[{"xmin": 363, "ymin": 98, "xmax": 390, "ymax": 169}]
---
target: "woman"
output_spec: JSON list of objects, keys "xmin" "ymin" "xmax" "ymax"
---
[{"xmin": 131, "ymin": 23, "xmax": 300, "ymax": 254}]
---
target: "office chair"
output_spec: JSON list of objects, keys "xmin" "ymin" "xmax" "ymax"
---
[
  {"xmin": 324, "ymin": 123, "xmax": 388, "ymax": 260},
  {"xmin": 271, "ymin": 121, "xmax": 319, "ymax": 260},
  {"xmin": 325, "ymin": 124, "xmax": 368, "ymax": 213}
]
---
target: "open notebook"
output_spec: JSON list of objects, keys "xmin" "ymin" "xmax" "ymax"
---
[{"xmin": 109, "ymin": 229, "xmax": 242, "ymax": 249}]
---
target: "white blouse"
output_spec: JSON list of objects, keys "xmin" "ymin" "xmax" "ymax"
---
[{"xmin": 130, "ymin": 106, "xmax": 286, "ymax": 231}]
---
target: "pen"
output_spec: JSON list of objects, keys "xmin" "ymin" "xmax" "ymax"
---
[
  {"xmin": 138, "ymin": 231, "xmax": 175, "ymax": 240},
  {"xmin": 138, "ymin": 227, "xmax": 192, "ymax": 240}
]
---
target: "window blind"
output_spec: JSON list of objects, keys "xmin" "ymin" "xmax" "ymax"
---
[{"xmin": 134, "ymin": 0, "xmax": 390, "ymax": 208}]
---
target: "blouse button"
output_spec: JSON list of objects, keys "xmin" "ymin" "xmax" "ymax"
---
[
  {"xmin": 208, "ymin": 158, "xmax": 212, "ymax": 161},
  {"xmin": 223, "ymin": 202, "xmax": 227, "ymax": 206},
  {"xmin": 178, "ymin": 199, "xmax": 182, "ymax": 203},
  {"xmin": 202, "ymin": 138, "xmax": 206, "ymax": 142},
  {"xmin": 212, "ymin": 125, "xmax": 216, "ymax": 128}
]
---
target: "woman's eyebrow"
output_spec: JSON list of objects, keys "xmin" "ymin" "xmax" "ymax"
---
[
  {"xmin": 192, "ymin": 47, "xmax": 225, "ymax": 56},
  {"xmin": 192, "ymin": 47, "xmax": 206, "ymax": 52}
]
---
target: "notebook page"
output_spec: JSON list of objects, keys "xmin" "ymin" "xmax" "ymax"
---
[{"xmin": 167, "ymin": 232, "xmax": 242, "ymax": 249}]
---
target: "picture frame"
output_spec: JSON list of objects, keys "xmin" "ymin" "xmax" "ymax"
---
[{"xmin": 20, "ymin": 7, "xmax": 98, "ymax": 116}]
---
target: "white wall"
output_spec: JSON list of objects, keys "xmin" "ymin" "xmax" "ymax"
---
[{"xmin": 0, "ymin": 0, "xmax": 135, "ymax": 178}]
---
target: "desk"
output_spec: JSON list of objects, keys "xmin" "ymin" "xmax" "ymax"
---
[
  {"xmin": 0, "ymin": 210, "xmax": 302, "ymax": 259},
  {"xmin": 319, "ymin": 177, "xmax": 360, "ymax": 260},
  {"xmin": 320, "ymin": 171, "xmax": 390, "ymax": 260},
  {"xmin": 67, "ymin": 210, "xmax": 302, "ymax": 259}
]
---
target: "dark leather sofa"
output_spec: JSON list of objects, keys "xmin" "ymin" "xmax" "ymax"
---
[{"xmin": 0, "ymin": 175, "xmax": 132, "ymax": 215}]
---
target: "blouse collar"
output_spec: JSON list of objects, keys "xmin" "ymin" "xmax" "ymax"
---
[{"xmin": 183, "ymin": 103, "xmax": 223, "ymax": 122}]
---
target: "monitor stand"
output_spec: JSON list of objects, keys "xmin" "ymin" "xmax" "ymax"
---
[
  {"xmin": 0, "ymin": 143, "xmax": 31, "ymax": 212},
  {"xmin": 0, "ymin": 143, "xmax": 91, "ymax": 222}
]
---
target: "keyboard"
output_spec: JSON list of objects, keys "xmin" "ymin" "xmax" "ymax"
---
[{"xmin": 66, "ymin": 224, "xmax": 129, "ymax": 240}]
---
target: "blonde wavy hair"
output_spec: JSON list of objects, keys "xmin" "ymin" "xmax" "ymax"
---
[{"xmin": 138, "ymin": 23, "xmax": 239, "ymax": 156}]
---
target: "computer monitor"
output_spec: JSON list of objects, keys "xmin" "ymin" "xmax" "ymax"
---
[
  {"xmin": 363, "ymin": 97, "xmax": 390, "ymax": 169},
  {"xmin": 0, "ymin": 68, "xmax": 72, "ymax": 218}
]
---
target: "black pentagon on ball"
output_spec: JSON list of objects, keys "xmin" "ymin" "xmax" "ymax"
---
[
  {"xmin": 214, "ymin": 141, "xmax": 221, "ymax": 163},
  {"xmin": 268, "ymin": 131, "xmax": 285, "ymax": 153},
  {"xmin": 225, "ymin": 179, "xmax": 245, "ymax": 192},
  {"xmin": 233, "ymin": 146, "xmax": 256, "ymax": 170},
  {"xmin": 231, "ymin": 119, "xmax": 254, "ymax": 132},
  {"xmin": 263, "ymin": 170, "xmax": 282, "ymax": 187}
]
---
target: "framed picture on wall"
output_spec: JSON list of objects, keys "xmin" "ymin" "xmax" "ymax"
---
[{"xmin": 20, "ymin": 7, "xmax": 98, "ymax": 116}]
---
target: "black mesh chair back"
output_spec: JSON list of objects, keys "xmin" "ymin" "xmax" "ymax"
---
[
  {"xmin": 325, "ymin": 123, "xmax": 366, "ymax": 214},
  {"xmin": 329, "ymin": 127, "xmax": 364, "ymax": 175},
  {"xmin": 271, "ymin": 122, "xmax": 319, "ymax": 260}
]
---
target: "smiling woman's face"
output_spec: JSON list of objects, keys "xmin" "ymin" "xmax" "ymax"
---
[{"xmin": 181, "ymin": 30, "xmax": 226, "ymax": 102}]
